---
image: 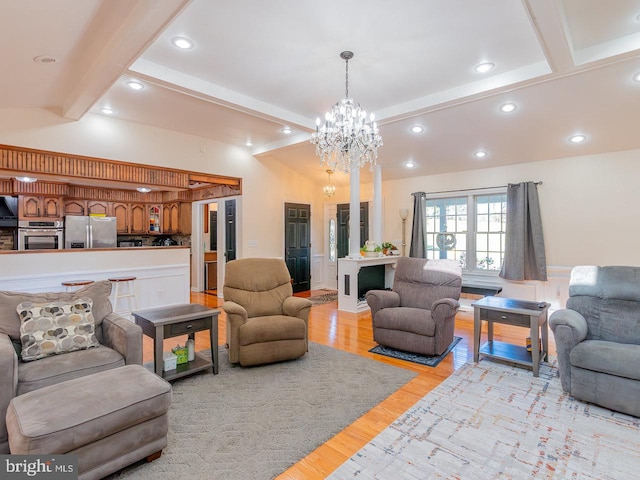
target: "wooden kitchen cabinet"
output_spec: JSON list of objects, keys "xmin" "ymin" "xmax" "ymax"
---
[
  {"xmin": 112, "ymin": 202, "xmax": 130, "ymax": 234},
  {"xmin": 87, "ymin": 201, "xmax": 111, "ymax": 216},
  {"xmin": 130, "ymin": 204, "xmax": 146, "ymax": 234},
  {"xmin": 162, "ymin": 202, "xmax": 180, "ymax": 234},
  {"xmin": 20, "ymin": 196, "xmax": 62, "ymax": 220},
  {"xmin": 148, "ymin": 204, "xmax": 161, "ymax": 233},
  {"xmin": 179, "ymin": 202, "xmax": 192, "ymax": 235},
  {"xmin": 63, "ymin": 199, "xmax": 87, "ymax": 216}
]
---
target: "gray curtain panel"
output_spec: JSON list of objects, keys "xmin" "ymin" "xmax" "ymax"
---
[
  {"xmin": 409, "ymin": 192, "xmax": 426, "ymax": 257},
  {"xmin": 499, "ymin": 181, "xmax": 548, "ymax": 281}
]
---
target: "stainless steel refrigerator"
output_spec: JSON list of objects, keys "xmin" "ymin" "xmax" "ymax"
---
[{"xmin": 65, "ymin": 216, "xmax": 117, "ymax": 249}]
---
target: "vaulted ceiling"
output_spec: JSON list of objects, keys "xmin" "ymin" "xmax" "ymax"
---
[{"xmin": 1, "ymin": 0, "xmax": 640, "ymax": 187}]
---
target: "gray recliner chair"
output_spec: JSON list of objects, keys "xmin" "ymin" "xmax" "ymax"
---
[
  {"xmin": 366, "ymin": 257, "xmax": 462, "ymax": 356},
  {"xmin": 550, "ymin": 265, "xmax": 640, "ymax": 417}
]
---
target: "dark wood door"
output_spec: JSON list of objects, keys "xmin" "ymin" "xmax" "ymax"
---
[
  {"xmin": 337, "ymin": 202, "xmax": 369, "ymax": 258},
  {"xmin": 225, "ymin": 199, "xmax": 236, "ymax": 262},
  {"xmin": 285, "ymin": 203, "xmax": 311, "ymax": 293}
]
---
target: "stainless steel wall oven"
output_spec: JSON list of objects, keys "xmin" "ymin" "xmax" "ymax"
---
[{"xmin": 18, "ymin": 220, "xmax": 64, "ymax": 250}]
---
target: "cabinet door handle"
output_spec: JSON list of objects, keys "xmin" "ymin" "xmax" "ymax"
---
[
  {"xmin": 501, "ymin": 315, "xmax": 507, "ymax": 319},
  {"xmin": 185, "ymin": 324, "xmax": 193, "ymax": 329}
]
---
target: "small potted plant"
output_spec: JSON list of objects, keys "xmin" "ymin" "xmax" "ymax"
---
[{"xmin": 381, "ymin": 242, "xmax": 397, "ymax": 255}]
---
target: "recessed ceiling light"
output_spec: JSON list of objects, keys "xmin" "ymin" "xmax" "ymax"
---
[
  {"xmin": 474, "ymin": 150, "xmax": 488, "ymax": 159},
  {"xmin": 33, "ymin": 55, "xmax": 56, "ymax": 64},
  {"xmin": 499, "ymin": 103, "xmax": 517, "ymax": 113},
  {"xmin": 245, "ymin": 140, "xmax": 253, "ymax": 147},
  {"xmin": 410, "ymin": 125, "xmax": 424, "ymax": 134},
  {"xmin": 136, "ymin": 187, "xmax": 152, "ymax": 193},
  {"xmin": 475, "ymin": 62, "xmax": 495, "ymax": 73},
  {"xmin": 100, "ymin": 107, "xmax": 115, "ymax": 115},
  {"xmin": 633, "ymin": 72, "xmax": 640, "ymax": 82},
  {"xmin": 171, "ymin": 36, "xmax": 193, "ymax": 49},
  {"xmin": 405, "ymin": 160, "xmax": 416, "ymax": 168},
  {"xmin": 281, "ymin": 126, "xmax": 292, "ymax": 134},
  {"xmin": 16, "ymin": 176, "xmax": 37, "ymax": 183},
  {"xmin": 569, "ymin": 134, "xmax": 587, "ymax": 144},
  {"xmin": 127, "ymin": 81, "xmax": 144, "ymax": 90}
]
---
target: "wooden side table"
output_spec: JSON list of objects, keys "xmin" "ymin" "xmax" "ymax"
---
[
  {"xmin": 133, "ymin": 303, "xmax": 220, "ymax": 381},
  {"xmin": 472, "ymin": 296, "xmax": 549, "ymax": 377}
]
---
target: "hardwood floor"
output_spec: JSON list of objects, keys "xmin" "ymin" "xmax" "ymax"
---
[{"xmin": 144, "ymin": 291, "xmax": 556, "ymax": 479}]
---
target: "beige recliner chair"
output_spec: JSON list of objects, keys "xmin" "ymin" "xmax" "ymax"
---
[{"xmin": 223, "ymin": 258, "xmax": 312, "ymax": 367}]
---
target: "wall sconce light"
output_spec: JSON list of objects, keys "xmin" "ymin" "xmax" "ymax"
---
[{"xmin": 399, "ymin": 208, "xmax": 409, "ymax": 256}]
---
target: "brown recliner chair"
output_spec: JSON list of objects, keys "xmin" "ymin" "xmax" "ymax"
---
[
  {"xmin": 366, "ymin": 257, "xmax": 462, "ymax": 356},
  {"xmin": 0, "ymin": 280, "xmax": 143, "ymax": 454},
  {"xmin": 223, "ymin": 258, "xmax": 312, "ymax": 367}
]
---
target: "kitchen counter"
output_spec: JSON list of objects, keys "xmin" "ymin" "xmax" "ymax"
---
[{"xmin": 0, "ymin": 248, "xmax": 190, "ymax": 312}]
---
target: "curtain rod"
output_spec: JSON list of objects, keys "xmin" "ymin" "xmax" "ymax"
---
[{"xmin": 414, "ymin": 181, "xmax": 542, "ymax": 196}]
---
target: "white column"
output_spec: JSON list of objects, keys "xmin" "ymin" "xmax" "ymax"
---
[
  {"xmin": 349, "ymin": 164, "xmax": 360, "ymax": 258},
  {"xmin": 372, "ymin": 164, "xmax": 382, "ymax": 245}
]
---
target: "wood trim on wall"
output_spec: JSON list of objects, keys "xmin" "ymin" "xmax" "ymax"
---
[{"xmin": 0, "ymin": 144, "xmax": 242, "ymax": 201}]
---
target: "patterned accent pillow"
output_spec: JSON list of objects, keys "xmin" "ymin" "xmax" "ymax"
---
[{"xmin": 17, "ymin": 298, "xmax": 100, "ymax": 362}]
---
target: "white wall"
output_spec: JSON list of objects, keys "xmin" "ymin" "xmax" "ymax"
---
[{"xmin": 380, "ymin": 149, "xmax": 640, "ymax": 268}]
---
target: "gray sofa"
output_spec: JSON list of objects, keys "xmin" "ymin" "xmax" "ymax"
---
[
  {"xmin": 0, "ymin": 280, "xmax": 143, "ymax": 453},
  {"xmin": 366, "ymin": 257, "xmax": 461, "ymax": 356},
  {"xmin": 549, "ymin": 265, "xmax": 640, "ymax": 417}
]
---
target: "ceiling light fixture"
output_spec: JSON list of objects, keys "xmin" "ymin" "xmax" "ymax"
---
[
  {"xmin": 410, "ymin": 125, "xmax": 424, "ymax": 134},
  {"xmin": 569, "ymin": 134, "xmax": 587, "ymax": 143},
  {"xmin": 136, "ymin": 187, "xmax": 152, "ymax": 193},
  {"xmin": 16, "ymin": 176, "xmax": 37, "ymax": 183},
  {"xmin": 499, "ymin": 102, "xmax": 517, "ymax": 113},
  {"xmin": 245, "ymin": 140, "xmax": 253, "ymax": 147},
  {"xmin": 474, "ymin": 150, "xmax": 488, "ymax": 158},
  {"xmin": 405, "ymin": 160, "xmax": 416, "ymax": 168},
  {"xmin": 171, "ymin": 36, "xmax": 193, "ymax": 49},
  {"xmin": 100, "ymin": 107, "xmax": 115, "ymax": 115},
  {"xmin": 281, "ymin": 126, "xmax": 292, "ymax": 134},
  {"xmin": 127, "ymin": 81, "xmax": 144, "ymax": 90},
  {"xmin": 310, "ymin": 51, "xmax": 383, "ymax": 173},
  {"xmin": 323, "ymin": 169, "xmax": 336, "ymax": 197},
  {"xmin": 475, "ymin": 62, "xmax": 495, "ymax": 73}
]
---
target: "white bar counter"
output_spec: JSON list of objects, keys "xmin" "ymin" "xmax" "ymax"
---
[
  {"xmin": 0, "ymin": 247, "xmax": 190, "ymax": 312},
  {"xmin": 338, "ymin": 255, "xmax": 399, "ymax": 313}
]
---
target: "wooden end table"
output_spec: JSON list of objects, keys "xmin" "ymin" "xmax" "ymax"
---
[
  {"xmin": 133, "ymin": 303, "xmax": 220, "ymax": 381},
  {"xmin": 472, "ymin": 296, "xmax": 549, "ymax": 377}
]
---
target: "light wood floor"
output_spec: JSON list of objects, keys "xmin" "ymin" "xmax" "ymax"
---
[{"xmin": 142, "ymin": 291, "xmax": 556, "ymax": 479}]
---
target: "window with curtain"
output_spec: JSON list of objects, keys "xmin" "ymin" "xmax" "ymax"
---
[{"xmin": 424, "ymin": 192, "xmax": 507, "ymax": 272}]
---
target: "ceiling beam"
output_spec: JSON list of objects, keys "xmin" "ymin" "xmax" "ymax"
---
[{"xmin": 61, "ymin": 0, "xmax": 191, "ymax": 120}]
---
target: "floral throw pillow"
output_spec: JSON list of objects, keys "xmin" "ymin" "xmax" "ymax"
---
[{"xmin": 17, "ymin": 298, "xmax": 100, "ymax": 362}]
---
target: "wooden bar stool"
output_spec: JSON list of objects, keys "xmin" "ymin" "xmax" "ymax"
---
[
  {"xmin": 108, "ymin": 276, "xmax": 139, "ymax": 319},
  {"xmin": 61, "ymin": 280, "xmax": 95, "ymax": 292}
]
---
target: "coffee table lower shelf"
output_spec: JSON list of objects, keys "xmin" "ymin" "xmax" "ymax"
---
[
  {"xmin": 162, "ymin": 353, "xmax": 212, "ymax": 381},
  {"xmin": 479, "ymin": 340, "xmax": 545, "ymax": 369}
]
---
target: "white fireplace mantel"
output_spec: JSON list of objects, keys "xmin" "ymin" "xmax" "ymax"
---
[{"xmin": 337, "ymin": 255, "xmax": 399, "ymax": 313}]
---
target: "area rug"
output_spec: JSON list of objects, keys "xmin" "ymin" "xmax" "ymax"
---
[
  {"xmin": 328, "ymin": 359, "xmax": 640, "ymax": 479},
  {"xmin": 109, "ymin": 342, "xmax": 417, "ymax": 480},
  {"xmin": 308, "ymin": 290, "xmax": 338, "ymax": 305},
  {"xmin": 369, "ymin": 336, "xmax": 462, "ymax": 367}
]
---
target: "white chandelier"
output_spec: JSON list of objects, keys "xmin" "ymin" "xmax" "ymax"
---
[
  {"xmin": 310, "ymin": 51, "xmax": 382, "ymax": 173},
  {"xmin": 323, "ymin": 169, "xmax": 336, "ymax": 197}
]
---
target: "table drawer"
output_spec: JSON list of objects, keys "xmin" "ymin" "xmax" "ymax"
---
[
  {"xmin": 484, "ymin": 309, "xmax": 530, "ymax": 327},
  {"xmin": 169, "ymin": 318, "xmax": 208, "ymax": 335}
]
